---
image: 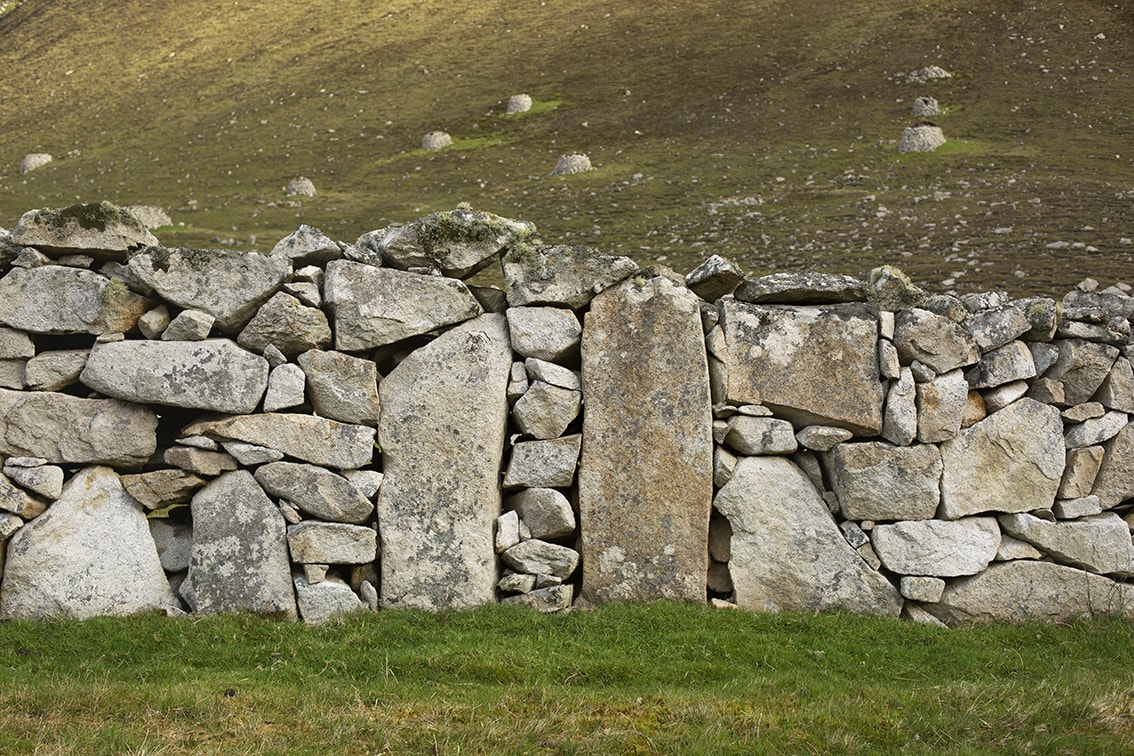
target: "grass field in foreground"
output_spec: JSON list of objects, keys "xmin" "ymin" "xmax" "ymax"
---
[{"xmin": 2, "ymin": 602, "xmax": 1133, "ymax": 754}]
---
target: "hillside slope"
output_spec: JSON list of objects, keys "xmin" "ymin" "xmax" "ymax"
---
[{"xmin": 1, "ymin": 0, "xmax": 1132, "ymax": 295}]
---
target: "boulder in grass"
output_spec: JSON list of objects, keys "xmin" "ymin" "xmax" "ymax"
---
[
  {"xmin": 552, "ymin": 153, "xmax": 592, "ymax": 175},
  {"xmin": 898, "ymin": 124, "xmax": 947, "ymax": 153},
  {"xmin": 18, "ymin": 153, "xmax": 52, "ymax": 174},
  {"xmin": 421, "ymin": 131, "xmax": 452, "ymax": 150},
  {"xmin": 506, "ymin": 94, "xmax": 533, "ymax": 114},
  {"xmin": 286, "ymin": 177, "xmax": 316, "ymax": 197}
]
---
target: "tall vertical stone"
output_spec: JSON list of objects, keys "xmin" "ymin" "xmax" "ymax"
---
[
  {"xmin": 376, "ymin": 314, "xmax": 512, "ymax": 610},
  {"xmin": 578, "ymin": 273, "xmax": 713, "ymax": 604}
]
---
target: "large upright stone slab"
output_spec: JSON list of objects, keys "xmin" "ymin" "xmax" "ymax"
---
[
  {"xmin": 578, "ymin": 274, "xmax": 713, "ymax": 604},
  {"xmin": 0, "ymin": 467, "xmax": 178, "ymax": 620},
  {"xmin": 0, "ymin": 266, "xmax": 151, "ymax": 335},
  {"xmin": 714, "ymin": 456, "xmax": 902, "ymax": 615},
  {"xmin": 180, "ymin": 470, "xmax": 297, "ymax": 620},
  {"xmin": 720, "ymin": 301, "xmax": 884, "ymax": 434},
  {"xmin": 376, "ymin": 314, "xmax": 512, "ymax": 610},
  {"xmin": 180, "ymin": 413, "xmax": 374, "ymax": 470}
]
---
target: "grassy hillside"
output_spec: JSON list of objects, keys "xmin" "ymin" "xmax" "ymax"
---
[{"xmin": 1, "ymin": 0, "xmax": 1132, "ymax": 296}]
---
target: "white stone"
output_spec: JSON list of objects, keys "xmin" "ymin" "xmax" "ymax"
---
[
  {"xmin": 899, "ymin": 575, "xmax": 945, "ymax": 602},
  {"xmin": 161, "ymin": 309, "xmax": 215, "ymax": 341},
  {"xmin": 999, "ymin": 512, "xmax": 1134, "ymax": 576},
  {"xmin": 287, "ymin": 521, "xmax": 378, "ymax": 564},
  {"xmin": 871, "ymin": 517, "xmax": 1000, "ymax": 577},
  {"xmin": 510, "ymin": 488, "xmax": 575, "ymax": 540},
  {"xmin": 293, "ymin": 573, "xmax": 366, "ymax": 625},
  {"xmin": 552, "ymin": 153, "xmax": 592, "ymax": 175},
  {"xmin": 504, "ymin": 435, "xmax": 581, "ymax": 489}
]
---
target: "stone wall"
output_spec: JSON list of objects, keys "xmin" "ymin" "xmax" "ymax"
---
[{"xmin": 1, "ymin": 202, "xmax": 1133, "ymax": 626}]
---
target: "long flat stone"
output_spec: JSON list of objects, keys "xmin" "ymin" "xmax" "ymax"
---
[{"xmin": 180, "ymin": 413, "xmax": 375, "ymax": 470}]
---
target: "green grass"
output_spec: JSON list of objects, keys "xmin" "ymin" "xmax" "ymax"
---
[{"xmin": 2, "ymin": 603, "xmax": 1134, "ymax": 753}]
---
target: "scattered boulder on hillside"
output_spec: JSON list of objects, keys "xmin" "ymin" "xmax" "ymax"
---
[
  {"xmin": 911, "ymin": 96, "xmax": 940, "ymax": 116},
  {"xmin": 552, "ymin": 153, "xmax": 592, "ymax": 175},
  {"xmin": 899, "ymin": 124, "xmax": 947, "ymax": 153},
  {"xmin": 18, "ymin": 153, "xmax": 52, "ymax": 174},
  {"xmin": 285, "ymin": 177, "xmax": 316, "ymax": 197},
  {"xmin": 421, "ymin": 131, "xmax": 452, "ymax": 150},
  {"xmin": 506, "ymin": 94, "xmax": 533, "ymax": 114},
  {"xmin": 124, "ymin": 205, "xmax": 172, "ymax": 230},
  {"xmin": 905, "ymin": 65, "xmax": 952, "ymax": 83}
]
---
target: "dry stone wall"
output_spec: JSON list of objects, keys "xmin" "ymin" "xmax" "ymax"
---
[{"xmin": 2, "ymin": 201, "xmax": 1134, "ymax": 626}]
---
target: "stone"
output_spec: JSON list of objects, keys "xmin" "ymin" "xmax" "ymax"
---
[
  {"xmin": 684, "ymin": 254, "xmax": 745, "ymax": 301},
  {"xmin": 983, "ymin": 380, "xmax": 1030, "ymax": 412},
  {"xmin": 0, "ymin": 358, "xmax": 25, "ymax": 389},
  {"xmin": 296, "ymin": 349, "xmax": 381, "ymax": 426},
  {"xmin": 1064, "ymin": 410, "xmax": 1127, "ymax": 448},
  {"xmin": 512, "ymin": 381, "xmax": 581, "ymax": 439},
  {"xmin": 501, "ymin": 540, "xmax": 580, "ymax": 579},
  {"xmin": 899, "ymin": 576, "xmax": 945, "ymax": 603},
  {"xmin": 1059, "ymin": 446, "xmax": 1105, "ymax": 499},
  {"xmin": 0, "ymin": 266, "xmax": 151, "ymax": 335},
  {"xmin": 1063, "ymin": 402, "xmax": 1106, "ymax": 424},
  {"xmin": 0, "ymin": 467, "xmax": 178, "ymax": 620},
  {"xmin": 1046, "ymin": 339, "xmax": 1120, "ymax": 406},
  {"xmin": 552, "ymin": 153, "xmax": 592, "ymax": 175},
  {"xmin": 964, "ymin": 341, "xmax": 1036, "ymax": 389},
  {"xmin": 323, "ymin": 260, "xmax": 482, "ymax": 351},
  {"xmin": 506, "ymin": 94, "xmax": 533, "ymax": 114},
  {"xmin": 181, "ymin": 471, "xmax": 296, "ymax": 619},
  {"xmin": 149, "ymin": 519, "xmax": 192, "ymax": 573},
  {"xmin": 999, "ymin": 512, "xmax": 1134, "ymax": 576},
  {"xmin": 504, "ymin": 435, "xmax": 582, "ymax": 489},
  {"xmin": 0, "ymin": 327, "xmax": 34, "ymax": 360},
  {"xmin": 962, "ymin": 391, "xmax": 987, "ymax": 428},
  {"xmin": 254, "ymin": 462, "xmax": 373, "ymax": 525},
  {"xmin": 180, "ymin": 413, "xmax": 375, "ymax": 470},
  {"xmin": 893, "ymin": 308, "xmax": 980, "ymax": 374},
  {"xmin": 996, "ymin": 534, "xmax": 1044, "ymax": 561},
  {"xmin": 0, "ymin": 472, "xmax": 48, "ymax": 518},
  {"xmin": 263, "ymin": 363, "xmax": 306, "ymax": 412},
  {"xmin": 714, "ymin": 446, "xmax": 738, "ymax": 488},
  {"xmin": 293, "ymin": 573, "xmax": 366, "ymax": 624},
  {"xmin": 502, "ymin": 244, "xmax": 638, "ymax": 309},
  {"xmin": 940, "ymin": 398, "xmax": 1065, "ymax": 519},
  {"xmin": 882, "ymin": 367, "xmax": 917, "ymax": 446},
  {"xmin": 164, "ymin": 446, "xmax": 239, "ymax": 477},
  {"xmin": 795, "ymin": 425, "xmax": 853, "ymax": 452},
  {"xmin": 0, "ymin": 389, "xmax": 157, "ymax": 469},
  {"xmin": 525, "ymin": 358, "xmax": 581, "ymax": 390},
  {"xmin": 496, "ymin": 510, "xmax": 521, "ymax": 554},
  {"xmin": 578, "ymin": 274, "xmax": 713, "ymax": 604},
  {"xmin": 421, "ymin": 131, "xmax": 452, "ymax": 149},
  {"xmin": 377, "ymin": 314, "xmax": 512, "ymax": 610},
  {"xmin": 286, "ymin": 176, "xmax": 316, "ymax": 197},
  {"xmin": 720, "ymin": 301, "xmax": 884, "ymax": 435},
  {"xmin": 865, "ymin": 265, "xmax": 928, "ymax": 311},
  {"xmin": 161, "ymin": 309, "xmax": 214, "ymax": 341},
  {"xmin": 81, "ymin": 339, "xmax": 269, "ymax": 414},
  {"xmin": 1, "ymin": 512, "xmax": 22, "ymax": 540},
  {"xmin": 500, "ymin": 584, "xmax": 574, "ymax": 612},
  {"xmin": 137, "ymin": 305, "xmax": 171, "ymax": 339},
  {"xmin": 823, "ymin": 442, "xmax": 942, "ymax": 521},
  {"xmin": 123, "ymin": 205, "xmax": 172, "ymax": 230},
  {"xmin": 12, "ymin": 202, "xmax": 158, "ymax": 260},
  {"xmin": 262, "ymin": 344, "xmax": 288, "ymax": 369},
  {"xmin": 287, "ymin": 521, "xmax": 377, "ymax": 564},
  {"xmin": 506, "ymin": 306, "xmax": 582, "ymax": 363},
  {"xmin": 709, "ymin": 515, "xmax": 733, "ymax": 562},
  {"xmin": 120, "ymin": 469, "xmax": 206, "ymax": 509},
  {"xmin": 269, "ymin": 224, "xmax": 342, "ymax": 267},
  {"xmin": 127, "ymin": 246, "xmax": 291, "ymax": 333},
  {"xmin": 1096, "ymin": 357, "xmax": 1134, "ymax": 413},
  {"xmin": 284, "ymin": 281, "xmax": 321, "ymax": 308},
  {"xmin": 237, "ymin": 292, "xmax": 332, "ymax": 357},
  {"xmin": 735, "ymin": 272, "xmax": 866, "ymax": 305},
  {"xmin": 916, "ymin": 369, "xmax": 969, "ymax": 443},
  {"xmin": 962, "ymin": 304, "xmax": 1031, "ymax": 353},
  {"xmin": 714, "ymin": 456, "xmax": 902, "ymax": 615},
  {"xmin": 910, "ymin": 96, "xmax": 940, "ymax": 116},
  {"xmin": 510, "ymin": 488, "xmax": 575, "ymax": 540},
  {"xmin": 508, "ymin": 361, "xmax": 529, "ymax": 404},
  {"xmin": 18, "ymin": 153, "xmax": 52, "ymax": 173},
  {"xmin": 724, "ymin": 415, "xmax": 797, "ymax": 455},
  {"xmin": 878, "ymin": 339, "xmax": 901, "ymax": 380},
  {"xmin": 871, "ymin": 517, "xmax": 1000, "ymax": 577},
  {"xmin": 24, "ymin": 350, "xmax": 88, "ymax": 391},
  {"xmin": 1091, "ymin": 424, "xmax": 1134, "ymax": 508},
  {"xmin": 898, "ymin": 124, "xmax": 946, "ymax": 153},
  {"xmin": 3, "ymin": 463, "xmax": 63, "ymax": 501},
  {"xmin": 1028, "ymin": 377, "xmax": 1066, "ymax": 405},
  {"xmin": 1053, "ymin": 496, "xmax": 1103, "ymax": 519},
  {"xmin": 341, "ymin": 469, "xmax": 383, "ymax": 500}
]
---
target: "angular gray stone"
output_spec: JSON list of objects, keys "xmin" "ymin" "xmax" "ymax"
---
[
  {"xmin": 502, "ymin": 244, "xmax": 638, "ymax": 309},
  {"xmin": 3, "ymin": 463, "xmax": 63, "ymax": 501},
  {"xmin": 181, "ymin": 471, "xmax": 297, "ymax": 620},
  {"xmin": 505, "ymin": 306, "xmax": 582, "ymax": 363},
  {"xmin": 0, "ymin": 472, "xmax": 48, "ymax": 518},
  {"xmin": 962, "ymin": 304, "xmax": 1031, "ymax": 353},
  {"xmin": 293, "ymin": 573, "xmax": 366, "ymax": 624},
  {"xmin": 795, "ymin": 425, "xmax": 853, "ymax": 452},
  {"xmin": 882, "ymin": 367, "xmax": 917, "ymax": 446},
  {"xmin": 222, "ymin": 441, "xmax": 285, "ymax": 466},
  {"xmin": 893, "ymin": 308, "xmax": 980, "ymax": 374},
  {"xmin": 269, "ymin": 224, "xmax": 343, "ymax": 267},
  {"xmin": 1046, "ymin": 339, "xmax": 1120, "ymax": 406},
  {"xmin": 287, "ymin": 521, "xmax": 377, "ymax": 564},
  {"xmin": 297, "ymin": 349, "xmax": 381, "ymax": 426},
  {"xmin": 163, "ymin": 446, "xmax": 239, "ymax": 477},
  {"xmin": 504, "ymin": 435, "xmax": 581, "ymax": 489},
  {"xmin": 127, "ymin": 246, "xmax": 291, "ymax": 333},
  {"xmin": 0, "ymin": 467, "xmax": 178, "ymax": 620},
  {"xmin": 0, "ymin": 326, "xmax": 35, "ymax": 359},
  {"xmin": 499, "ymin": 584, "xmax": 574, "ymax": 612},
  {"xmin": 525, "ymin": 358, "xmax": 580, "ymax": 390},
  {"xmin": 341, "ymin": 469, "xmax": 383, "ymax": 500},
  {"xmin": 999, "ymin": 512, "xmax": 1134, "ymax": 576},
  {"xmin": 1053, "ymin": 495, "xmax": 1103, "ymax": 519},
  {"xmin": 720, "ymin": 301, "xmax": 884, "ymax": 435},
  {"xmin": 866, "ymin": 265, "xmax": 928, "ymax": 311},
  {"xmin": 940, "ymin": 398, "xmax": 1065, "ymax": 518},
  {"xmin": 1064, "ymin": 410, "xmax": 1128, "ymax": 448},
  {"xmin": 510, "ymin": 488, "xmax": 575, "ymax": 540},
  {"xmin": 1060, "ymin": 445, "xmax": 1105, "ymax": 499},
  {"xmin": 496, "ymin": 510, "xmax": 522, "ymax": 554},
  {"xmin": 996, "ymin": 533, "xmax": 1044, "ymax": 561},
  {"xmin": 120, "ymin": 469, "xmax": 206, "ymax": 509},
  {"xmin": 255, "ymin": 462, "xmax": 373, "ymax": 525},
  {"xmin": 714, "ymin": 445, "xmax": 738, "ymax": 488},
  {"xmin": 916, "ymin": 369, "xmax": 969, "ymax": 443},
  {"xmin": 1063, "ymin": 402, "xmax": 1106, "ymax": 424},
  {"xmin": 964, "ymin": 341, "xmax": 1036, "ymax": 389},
  {"xmin": 714, "ymin": 455, "xmax": 902, "ymax": 615},
  {"xmin": 12, "ymin": 202, "xmax": 158, "ymax": 260},
  {"xmin": 1096, "ymin": 357, "xmax": 1134, "ymax": 413},
  {"xmin": 823, "ymin": 441, "xmax": 942, "ymax": 521},
  {"xmin": 899, "ymin": 575, "xmax": 945, "ymax": 603},
  {"xmin": 983, "ymin": 380, "xmax": 1030, "ymax": 412},
  {"xmin": 501, "ymin": 539, "xmax": 580, "ymax": 579},
  {"xmin": 137, "ymin": 305, "xmax": 171, "ymax": 339},
  {"xmin": 263, "ymin": 363, "xmax": 306, "ymax": 412},
  {"xmin": 149, "ymin": 519, "xmax": 192, "ymax": 573},
  {"xmin": 684, "ymin": 254, "xmax": 744, "ymax": 301},
  {"xmin": 724, "ymin": 415, "xmax": 797, "ymax": 455},
  {"xmin": 871, "ymin": 517, "xmax": 1000, "ymax": 577},
  {"xmin": 161, "ymin": 309, "xmax": 215, "ymax": 341},
  {"xmin": 180, "ymin": 413, "xmax": 375, "ymax": 470},
  {"xmin": 578, "ymin": 274, "xmax": 713, "ymax": 604},
  {"xmin": 323, "ymin": 260, "xmax": 482, "ymax": 351},
  {"xmin": 81, "ymin": 339, "xmax": 269, "ymax": 414},
  {"xmin": 513, "ymin": 381, "xmax": 581, "ymax": 440},
  {"xmin": 236, "ymin": 292, "xmax": 332, "ymax": 357},
  {"xmin": 735, "ymin": 272, "xmax": 866, "ymax": 305},
  {"xmin": 0, "ymin": 266, "xmax": 151, "ymax": 335},
  {"xmin": 0, "ymin": 389, "xmax": 157, "ymax": 469},
  {"xmin": 377, "ymin": 314, "xmax": 512, "ymax": 610},
  {"xmin": 24, "ymin": 349, "xmax": 88, "ymax": 391}
]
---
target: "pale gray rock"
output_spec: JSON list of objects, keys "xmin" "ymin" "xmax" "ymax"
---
[
  {"xmin": 323, "ymin": 260, "xmax": 482, "ymax": 351},
  {"xmin": 263, "ymin": 363, "xmax": 306, "ymax": 412},
  {"xmin": 498, "ymin": 571, "xmax": 537, "ymax": 593},
  {"xmin": 501, "ymin": 539, "xmax": 580, "ymax": 579},
  {"xmin": 0, "ymin": 327, "xmax": 34, "ymax": 360},
  {"xmin": 684, "ymin": 254, "xmax": 744, "ymax": 301},
  {"xmin": 504, "ymin": 435, "xmax": 582, "ymax": 489},
  {"xmin": 999, "ymin": 512, "xmax": 1134, "ymax": 576},
  {"xmin": 377, "ymin": 314, "xmax": 512, "ymax": 610},
  {"xmin": 161, "ymin": 309, "xmax": 215, "ymax": 341},
  {"xmin": 262, "ymin": 344, "xmax": 287, "ymax": 369},
  {"xmin": 0, "ymin": 358, "xmax": 25, "ymax": 389},
  {"xmin": 502, "ymin": 244, "xmax": 638, "ymax": 308},
  {"xmin": 1029, "ymin": 341, "xmax": 1061, "ymax": 374},
  {"xmin": 940, "ymin": 398, "xmax": 1065, "ymax": 518},
  {"xmin": 898, "ymin": 124, "xmax": 946, "ymax": 153},
  {"xmin": 137, "ymin": 305, "xmax": 171, "ymax": 339},
  {"xmin": 871, "ymin": 517, "xmax": 1000, "ymax": 577},
  {"xmin": 284, "ymin": 281, "xmax": 321, "ymax": 308},
  {"xmin": 120, "ymin": 469, "xmax": 206, "ymax": 510},
  {"xmin": 899, "ymin": 576, "xmax": 945, "ymax": 603},
  {"xmin": 508, "ymin": 361, "xmax": 529, "ymax": 404},
  {"xmin": 506, "ymin": 306, "xmax": 582, "ymax": 363},
  {"xmin": 0, "ymin": 472, "xmax": 48, "ymax": 518},
  {"xmin": 795, "ymin": 425, "xmax": 853, "ymax": 452},
  {"xmin": 982, "ymin": 380, "xmax": 1030, "ymax": 412},
  {"xmin": 714, "ymin": 456, "xmax": 902, "ymax": 615},
  {"xmin": 18, "ymin": 153, "xmax": 52, "ymax": 174},
  {"xmin": 286, "ymin": 177, "xmax": 316, "ymax": 197},
  {"xmin": 12, "ymin": 202, "xmax": 158, "ymax": 260},
  {"xmin": 236, "ymin": 292, "xmax": 332, "ymax": 357},
  {"xmin": 421, "ymin": 131, "xmax": 452, "ymax": 150},
  {"xmin": 341, "ymin": 469, "xmax": 383, "ymax": 500},
  {"xmin": 0, "ymin": 512, "xmax": 21, "ymax": 541},
  {"xmin": 823, "ymin": 441, "xmax": 941, "ymax": 521},
  {"xmin": 525, "ymin": 358, "xmax": 581, "ymax": 390},
  {"xmin": 1060, "ymin": 446, "xmax": 1105, "ymax": 499},
  {"xmin": 496, "ymin": 510, "xmax": 521, "ymax": 554},
  {"xmin": 3, "ymin": 463, "xmax": 63, "ymax": 500},
  {"xmin": 720, "ymin": 301, "xmax": 884, "ymax": 435},
  {"xmin": 1053, "ymin": 495, "xmax": 1103, "ymax": 519},
  {"xmin": 0, "ymin": 266, "xmax": 150, "ymax": 335},
  {"xmin": 123, "ymin": 205, "xmax": 172, "ymax": 230},
  {"xmin": 1096, "ymin": 357, "xmax": 1134, "ymax": 413},
  {"xmin": 996, "ymin": 533, "xmax": 1044, "ymax": 561},
  {"xmin": 902, "ymin": 603, "xmax": 949, "ymax": 627},
  {"xmin": 578, "ymin": 274, "xmax": 713, "ymax": 604},
  {"xmin": 709, "ymin": 515, "xmax": 733, "ymax": 562},
  {"xmin": 916, "ymin": 369, "xmax": 969, "ymax": 443},
  {"xmin": 1028, "ymin": 377, "xmax": 1066, "ymax": 405},
  {"xmin": 1092, "ymin": 424, "xmax": 1134, "ymax": 508},
  {"xmin": 222, "ymin": 441, "xmax": 285, "ymax": 466},
  {"xmin": 1064, "ymin": 410, "xmax": 1128, "ymax": 448},
  {"xmin": 512, "ymin": 382, "xmax": 581, "ymax": 439},
  {"xmin": 0, "ymin": 467, "xmax": 178, "ymax": 620},
  {"xmin": 297, "ymin": 349, "xmax": 381, "ymax": 426},
  {"xmin": 500, "ymin": 584, "xmax": 574, "ymax": 612},
  {"xmin": 893, "ymin": 308, "xmax": 980, "ymax": 374},
  {"xmin": 127, "ymin": 246, "xmax": 291, "ymax": 333},
  {"xmin": 1046, "ymin": 339, "xmax": 1120, "ymax": 406},
  {"xmin": 735, "ymin": 272, "xmax": 866, "ymax": 305},
  {"xmin": 724, "ymin": 415, "xmax": 797, "ymax": 455},
  {"xmin": 714, "ymin": 445, "xmax": 738, "ymax": 488},
  {"xmin": 255, "ymin": 462, "xmax": 373, "ymax": 525},
  {"xmin": 164, "ymin": 446, "xmax": 239, "ymax": 477},
  {"xmin": 81, "ymin": 339, "xmax": 268, "ymax": 414},
  {"xmin": 910, "ymin": 96, "xmax": 940, "ymax": 116},
  {"xmin": 270, "ymin": 225, "xmax": 342, "ymax": 267},
  {"xmin": 964, "ymin": 341, "xmax": 1036, "ymax": 389},
  {"xmin": 0, "ymin": 389, "xmax": 157, "ymax": 469},
  {"xmin": 1014, "ymin": 297, "xmax": 1060, "ymax": 342},
  {"xmin": 180, "ymin": 413, "xmax": 375, "ymax": 470},
  {"xmin": 865, "ymin": 265, "xmax": 928, "ymax": 311},
  {"xmin": 293, "ymin": 573, "xmax": 366, "ymax": 624},
  {"xmin": 287, "ymin": 521, "xmax": 377, "ymax": 564},
  {"xmin": 149, "ymin": 519, "xmax": 192, "ymax": 573},
  {"xmin": 878, "ymin": 339, "xmax": 901, "ymax": 379},
  {"xmin": 552, "ymin": 153, "xmax": 592, "ymax": 175},
  {"xmin": 24, "ymin": 350, "xmax": 88, "ymax": 391},
  {"xmin": 506, "ymin": 94, "xmax": 533, "ymax": 114},
  {"xmin": 882, "ymin": 367, "xmax": 917, "ymax": 446},
  {"xmin": 510, "ymin": 488, "xmax": 575, "ymax": 540},
  {"xmin": 962, "ymin": 304, "xmax": 1030, "ymax": 352},
  {"xmin": 1062, "ymin": 402, "xmax": 1106, "ymax": 424}
]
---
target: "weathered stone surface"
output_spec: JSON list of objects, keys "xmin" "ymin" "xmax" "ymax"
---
[
  {"xmin": 504, "ymin": 435, "xmax": 581, "ymax": 489},
  {"xmin": 496, "ymin": 510, "xmax": 522, "ymax": 554},
  {"xmin": 0, "ymin": 389, "xmax": 157, "ymax": 469},
  {"xmin": 3, "ymin": 463, "xmax": 63, "ymax": 501},
  {"xmin": 377, "ymin": 314, "xmax": 512, "ymax": 610},
  {"xmin": 899, "ymin": 575, "xmax": 945, "ymax": 603},
  {"xmin": 882, "ymin": 367, "xmax": 917, "ymax": 446},
  {"xmin": 502, "ymin": 244, "xmax": 638, "ymax": 308},
  {"xmin": 24, "ymin": 349, "xmax": 88, "ymax": 391},
  {"xmin": 964, "ymin": 341, "xmax": 1036, "ymax": 389},
  {"xmin": 940, "ymin": 398, "xmax": 1065, "ymax": 518},
  {"xmin": 685, "ymin": 254, "xmax": 745, "ymax": 301},
  {"xmin": 1046, "ymin": 339, "xmax": 1120, "ymax": 406},
  {"xmin": 999, "ymin": 512, "xmax": 1134, "ymax": 576},
  {"xmin": 237, "ymin": 292, "xmax": 332, "ymax": 357},
  {"xmin": 1095, "ymin": 357, "xmax": 1134, "ymax": 413},
  {"xmin": 323, "ymin": 260, "xmax": 482, "ymax": 351},
  {"xmin": 1064, "ymin": 410, "xmax": 1128, "ymax": 448},
  {"xmin": 823, "ymin": 442, "xmax": 942, "ymax": 521},
  {"xmin": 1063, "ymin": 402, "xmax": 1106, "ymax": 424},
  {"xmin": 18, "ymin": 153, "xmax": 52, "ymax": 174},
  {"xmin": 297, "ymin": 349, "xmax": 381, "ymax": 426},
  {"xmin": 255, "ymin": 462, "xmax": 373, "ymax": 524},
  {"xmin": 996, "ymin": 533, "xmax": 1044, "ymax": 561},
  {"xmin": 499, "ymin": 584, "xmax": 574, "ymax": 612},
  {"xmin": 149, "ymin": 519, "xmax": 192, "ymax": 573},
  {"xmin": 12, "ymin": 203, "xmax": 158, "ymax": 259},
  {"xmin": 164, "ymin": 446, "xmax": 239, "ymax": 477},
  {"xmin": 263, "ymin": 363, "xmax": 306, "ymax": 412},
  {"xmin": 926, "ymin": 560, "xmax": 1134, "ymax": 625},
  {"xmin": 871, "ymin": 517, "xmax": 1000, "ymax": 577},
  {"xmin": 161, "ymin": 309, "xmax": 215, "ymax": 341},
  {"xmin": 0, "ymin": 266, "xmax": 150, "ymax": 335},
  {"xmin": 578, "ymin": 275, "xmax": 713, "ymax": 604},
  {"xmin": 512, "ymin": 382, "xmax": 581, "ymax": 440},
  {"xmin": 899, "ymin": 124, "xmax": 946, "ymax": 153},
  {"xmin": 983, "ymin": 380, "xmax": 1030, "ymax": 412},
  {"xmin": 270, "ymin": 224, "xmax": 342, "ymax": 267},
  {"xmin": 0, "ymin": 472, "xmax": 48, "ymax": 518},
  {"xmin": 1060, "ymin": 446, "xmax": 1105, "ymax": 499},
  {"xmin": 181, "ymin": 413, "xmax": 375, "ymax": 470},
  {"xmin": 893, "ymin": 308, "xmax": 980, "ymax": 374},
  {"xmin": 510, "ymin": 488, "xmax": 575, "ymax": 540},
  {"xmin": 501, "ymin": 540, "xmax": 580, "ymax": 579},
  {"xmin": 0, "ymin": 467, "xmax": 178, "ymax": 620},
  {"xmin": 795, "ymin": 425, "xmax": 853, "ymax": 452},
  {"xmin": 723, "ymin": 415, "xmax": 797, "ymax": 455},
  {"xmin": 287, "ymin": 521, "xmax": 377, "ymax": 564},
  {"xmin": 525, "ymin": 358, "xmax": 580, "ymax": 390},
  {"xmin": 735, "ymin": 272, "xmax": 866, "ymax": 305},
  {"xmin": 81, "ymin": 339, "xmax": 269, "ymax": 414},
  {"xmin": 181, "ymin": 471, "xmax": 296, "ymax": 619},
  {"xmin": 222, "ymin": 441, "xmax": 285, "ymax": 466},
  {"xmin": 137, "ymin": 305, "xmax": 171, "ymax": 339},
  {"xmin": 0, "ymin": 327, "xmax": 34, "ymax": 360},
  {"xmin": 121, "ymin": 469, "xmax": 206, "ymax": 509},
  {"xmin": 878, "ymin": 339, "xmax": 901, "ymax": 379},
  {"xmin": 962, "ymin": 390, "xmax": 987, "ymax": 428},
  {"xmin": 1091, "ymin": 423, "xmax": 1134, "ymax": 508},
  {"xmin": 916, "ymin": 369, "xmax": 969, "ymax": 443},
  {"xmin": 1053, "ymin": 495, "xmax": 1103, "ymax": 519},
  {"xmin": 720, "ymin": 301, "xmax": 884, "ymax": 434},
  {"xmin": 962, "ymin": 304, "xmax": 1031, "ymax": 353},
  {"xmin": 0, "ymin": 513, "xmax": 21, "ymax": 540},
  {"xmin": 714, "ymin": 456, "xmax": 902, "ymax": 615},
  {"xmin": 293, "ymin": 573, "xmax": 366, "ymax": 624},
  {"xmin": 552, "ymin": 153, "xmax": 592, "ymax": 175},
  {"xmin": 505, "ymin": 306, "xmax": 582, "ymax": 363},
  {"xmin": 341, "ymin": 469, "xmax": 383, "ymax": 500}
]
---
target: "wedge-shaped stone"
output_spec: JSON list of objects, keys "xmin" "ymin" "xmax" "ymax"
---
[
  {"xmin": 237, "ymin": 292, "xmax": 331, "ymax": 357},
  {"xmin": 720, "ymin": 301, "xmax": 884, "ymax": 435},
  {"xmin": 24, "ymin": 349, "xmax": 88, "ymax": 391},
  {"xmin": 916, "ymin": 369, "xmax": 969, "ymax": 443},
  {"xmin": 293, "ymin": 573, "xmax": 366, "ymax": 625},
  {"xmin": 180, "ymin": 413, "xmax": 375, "ymax": 470},
  {"xmin": 0, "ymin": 467, "xmax": 178, "ymax": 620},
  {"xmin": 287, "ymin": 521, "xmax": 377, "ymax": 564},
  {"xmin": 255, "ymin": 462, "xmax": 373, "ymax": 524},
  {"xmin": 1046, "ymin": 339, "xmax": 1119, "ymax": 406},
  {"xmin": 0, "ymin": 472, "xmax": 48, "ymax": 518},
  {"xmin": 714, "ymin": 456, "xmax": 902, "ymax": 615},
  {"xmin": 823, "ymin": 442, "xmax": 941, "ymax": 521},
  {"xmin": 81, "ymin": 339, "xmax": 268, "ymax": 414},
  {"xmin": 12, "ymin": 202, "xmax": 158, "ymax": 260},
  {"xmin": 1064, "ymin": 410, "xmax": 1128, "ymax": 449},
  {"xmin": 502, "ymin": 244, "xmax": 638, "ymax": 308},
  {"xmin": 3, "ymin": 463, "xmax": 62, "ymax": 502},
  {"xmin": 512, "ymin": 381, "xmax": 581, "ymax": 439},
  {"xmin": 882, "ymin": 367, "xmax": 917, "ymax": 446},
  {"xmin": 684, "ymin": 254, "xmax": 744, "ymax": 302},
  {"xmin": 270, "ymin": 224, "xmax": 343, "ymax": 267},
  {"xmin": 735, "ymin": 272, "xmax": 866, "ymax": 305},
  {"xmin": 377, "ymin": 314, "xmax": 512, "ymax": 610},
  {"xmin": 504, "ymin": 435, "xmax": 581, "ymax": 489},
  {"xmin": 0, "ymin": 266, "xmax": 150, "ymax": 335},
  {"xmin": 501, "ymin": 540, "xmax": 580, "ymax": 579},
  {"xmin": 509, "ymin": 488, "xmax": 576, "ymax": 540},
  {"xmin": 297, "ymin": 349, "xmax": 380, "ymax": 426},
  {"xmin": 964, "ymin": 341, "xmax": 1036, "ymax": 389},
  {"xmin": 506, "ymin": 306, "xmax": 582, "ymax": 363},
  {"xmin": 1060, "ymin": 446, "xmax": 1105, "ymax": 499},
  {"xmin": 324, "ymin": 260, "xmax": 482, "ymax": 351},
  {"xmin": 893, "ymin": 308, "xmax": 980, "ymax": 374},
  {"xmin": 871, "ymin": 517, "xmax": 1000, "ymax": 577},
  {"xmin": 999, "ymin": 512, "xmax": 1134, "ymax": 576},
  {"xmin": 940, "ymin": 398, "xmax": 1064, "ymax": 518},
  {"xmin": 121, "ymin": 469, "xmax": 206, "ymax": 509}
]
